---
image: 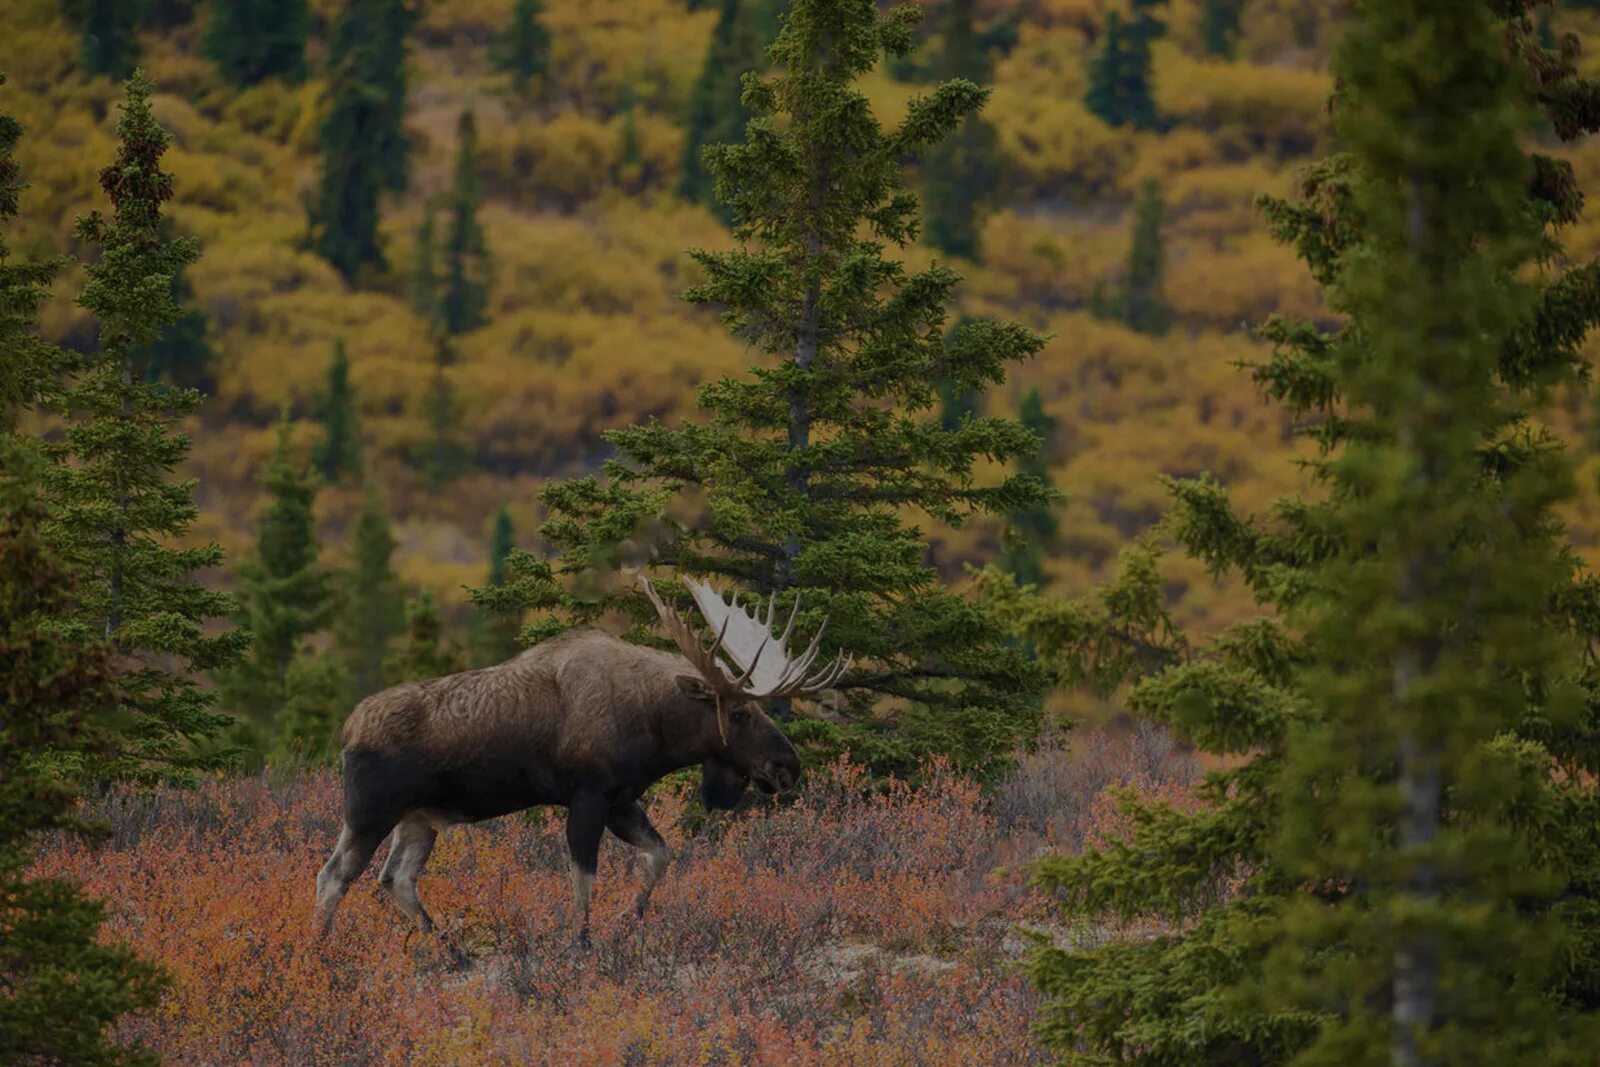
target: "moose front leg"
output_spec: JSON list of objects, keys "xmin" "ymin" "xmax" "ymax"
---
[
  {"xmin": 565, "ymin": 793, "xmax": 607, "ymax": 948},
  {"xmin": 607, "ymin": 801, "xmax": 672, "ymax": 920}
]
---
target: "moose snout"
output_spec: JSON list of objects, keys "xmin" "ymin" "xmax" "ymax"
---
[{"xmin": 764, "ymin": 758, "xmax": 799, "ymax": 792}]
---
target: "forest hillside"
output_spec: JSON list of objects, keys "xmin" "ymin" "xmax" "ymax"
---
[{"xmin": 18, "ymin": 0, "xmax": 1595, "ymax": 690}]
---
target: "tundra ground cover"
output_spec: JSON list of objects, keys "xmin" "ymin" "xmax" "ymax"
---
[{"xmin": 31, "ymin": 729, "xmax": 1198, "ymax": 1065}]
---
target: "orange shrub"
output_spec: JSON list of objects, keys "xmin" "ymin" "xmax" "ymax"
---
[{"xmin": 32, "ymin": 735, "xmax": 1206, "ymax": 1065}]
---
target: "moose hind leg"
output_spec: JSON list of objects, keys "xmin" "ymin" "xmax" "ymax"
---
[
  {"xmin": 315, "ymin": 821, "xmax": 391, "ymax": 937},
  {"xmin": 565, "ymin": 794, "xmax": 607, "ymax": 948},
  {"xmin": 607, "ymin": 802, "xmax": 671, "ymax": 919},
  {"xmin": 378, "ymin": 817, "xmax": 439, "ymax": 932}
]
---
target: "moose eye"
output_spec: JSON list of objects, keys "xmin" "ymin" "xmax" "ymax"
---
[{"xmin": 731, "ymin": 708, "xmax": 753, "ymax": 724}]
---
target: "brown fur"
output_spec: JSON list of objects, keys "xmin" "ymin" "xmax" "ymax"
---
[{"xmin": 315, "ymin": 627, "xmax": 802, "ymax": 944}]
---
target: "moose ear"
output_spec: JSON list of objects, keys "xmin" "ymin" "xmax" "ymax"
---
[{"xmin": 676, "ymin": 675, "xmax": 717, "ymax": 703}]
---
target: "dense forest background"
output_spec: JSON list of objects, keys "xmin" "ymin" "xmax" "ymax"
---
[{"xmin": 19, "ymin": 0, "xmax": 1590, "ymax": 723}]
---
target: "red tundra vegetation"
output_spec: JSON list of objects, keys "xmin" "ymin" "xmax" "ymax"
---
[{"xmin": 33, "ymin": 728, "xmax": 1200, "ymax": 1065}]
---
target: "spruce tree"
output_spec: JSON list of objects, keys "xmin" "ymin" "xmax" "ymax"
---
[
  {"xmin": 1122, "ymin": 178, "xmax": 1172, "ymax": 336},
  {"xmin": 386, "ymin": 590, "xmax": 465, "ymax": 682},
  {"xmin": 337, "ymin": 487, "xmax": 403, "ymax": 699},
  {"xmin": 309, "ymin": 0, "xmax": 413, "ymax": 278},
  {"xmin": 477, "ymin": 0, "xmax": 1050, "ymax": 779},
  {"xmin": 270, "ymin": 652, "xmax": 350, "ymax": 763},
  {"xmin": 1085, "ymin": 0, "xmax": 1164, "ymax": 130},
  {"xmin": 474, "ymin": 504, "xmax": 522, "ymax": 664},
  {"xmin": 47, "ymin": 73, "xmax": 247, "ymax": 783},
  {"xmin": 132, "ymin": 223, "xmax": 212, "ymax": 393},
  {"xmin": 62, "ymin": 0, "xmax": 143, "ymax": 81},
  {"xmin": 495, "ymin": 0, "xmax": 550, "ymax": 96},
  {"xmin": 313, "ymin": 340, "xmax": 360, "ymax": 482},
  {"xmin": 993, "ymin": 4, "xmax": 1600, "ymax": 1062},
  {"xmin": 0, "ymin": 72, "xmax": 70, "ymax": 432},
  {"xmin": 1199, "ymin": 0, "xmax": 1244, "ymax": 58},
  {"xmin": 997, "ymin": 387, "xmax": 1058, "ymax": 589},
  {"xmin": 369, "ymin": 0, "xmax": 414, "ymax": 193},
  {"xmin": 418, "ymin": 334, "xmax": 467, "ymax": 488},
  {"xmin": 204, "ymin": 0, "xmax": 310, "ymax": 87},
  {"xmin": 0, "ymin": 440, "xmax": 167, "ymax": 1066},
  {"xmin": 411, "ymin": 203, "xmax": 438, "ymax": 328},
  {"xmin": 440, "ymin": 108, "xmax": 490, "ymax": 337},
  {"xmin": 678, "ymin": 0, "xmax": 763, "ymax": 214},
  {"xmin": 220, "ymin": 417, "xmax": 332, "ymax": 720},
  {"xmin": 921, "ymin": 0, "xmax": 998, "ymax": 261}
]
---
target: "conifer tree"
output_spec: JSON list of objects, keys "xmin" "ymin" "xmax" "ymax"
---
[
  {"xmin": 474, "ymin": 504, "xmax": 522, "ymax": 663},
  {"xmin": 337, "ymin": 487, "xmax": 403, "ymax": 699},
  {"xmin": 997, "ymin": 387, "xmax": 1058, "ymax": 589},
  {"xmin": 386, "ymin": 590, "xmax": 465, "ymax": 682},
  {"xmin": 133, "ymin": 224, "xmax": 212, "ymax": 393},
  {"xmin": 47, "ymin": 73, "xmax": 246, "ymax": 782},
  {"xmin": 204, "ymin": 0, "xmax": 309, "ymax": 86},
  {"xmin": 369, "ymin": 0, "xmax": 414, "ymax": 193},
  {"xmin": 1122, "ymin": 178, "xmax": 1171, "ymax": 336},
  {"xmin": 313, "ymin": 340, "xmax": 360, "ymax": 482},
  {"xmin": 495, "ymin": 0, "xmax": 550, "ymax": 96},
  {"xmin": 220, "ymin": 418, "xmax": 332, "ymax": 720},
  {"xmin": 990, "ymin": 4, "xmax": 1600, "ymax": 1061},
  {"xmin": 478, "ymin": 0, "xmax": 1050, "ymax": 779},
  {"xmin": 1199, "ymin": 0, "xmax": 1243, "ymax": 58},
  {"xmin": 440, "ymin": 109, "xmax": 490, "ymax": 337},
  {"xmin": 418, "ymin": 334, "xmax": 467, "ymax": 488},
  {"xmin": 411, "ymin": 203, "xmax": 438, "ymax": 328},
  {"xmin": 1085, "ymin": 0, "xmax": 1164, "ymax": 130},
  {"xmin": 0, "ymin": 440, "xmax": 167, "ymax": 1065},
  {"xmin": 678, "ymin": 0, "xmax": 763, "ymax": 214},
  {"xmin": 921, "ymin": 0, "xmax": 998, "ymax": 261},
  {"xmin": 0, "ymin": 72, "xmax": 70, "ymax": 432},
  {"xmin": 309, "ymin": 0, "xmax": 413, "ymax": 278},
  {"xmin": 270, "ymin": 653, "xmax": 349, "ymax": 763},
  {"xmin": 62, "ymin": 0, "xmax": 143, "ymax": 81}
]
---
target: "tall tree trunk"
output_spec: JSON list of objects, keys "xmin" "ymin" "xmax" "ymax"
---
[{"xmin": 1391, "ymin": 178, "xmax": 1440, "ymax": 1067}]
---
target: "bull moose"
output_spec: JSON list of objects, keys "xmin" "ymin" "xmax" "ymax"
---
[{"xmin": 313, "ymin": 576, "xmax": 850, "ymax": 944}]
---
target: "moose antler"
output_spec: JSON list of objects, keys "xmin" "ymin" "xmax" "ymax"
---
[{"xmin": 639, "ymin": 576, "xmax": 852, "ymax": 702}]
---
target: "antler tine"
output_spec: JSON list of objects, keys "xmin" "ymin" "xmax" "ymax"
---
[
  {"xmin": 642, "ymin": 576, "xmax": 737, "ymax": 692},
  {"xmin": 767, "ymin": 613, "xmax": 839, "ymax": 697},
  {"xmin": 797, "ymin": 650, "xmax": 852, "ymax": 694}
]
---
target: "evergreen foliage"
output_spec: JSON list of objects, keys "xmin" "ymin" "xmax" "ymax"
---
[
  {"xmin": 1199, "ymin": 0, "xmax": 1244, "ymax": 58},
  {"xmin": 495, "ymin": 0, "xmax": 550, "ymax": 96},
  {"xmin": 0, "ymin": 441, "xmax": 167, "ymax": 1067},
  {"xmin": 313, "ymin": 340, "xmax": 360, "ymax": 482},
  {"xmin": 337, "ymin": 487, "xmax": 403, "ymax": 700},
  {"xmin": 678, "ymin": 0, "xmax": 763, "ymax": 214},
  {"xmin": 991, "ymin": 3, "xmax": 1600, "ymax": 1061},
  {"xmin": 309, "ymin": 0, "xmax": 414, "ymax": 279},
  {"xmin": 386, "ymin": 590, "xmax": 465, "ymax": 682},
  {"xmin": 132, "ymin": 223, "xmax": 213, "ymax": 394},
  {"xmin": 1122, "ymin": 178, "xmax": 1172, "ymax": 336},
  {"xmin": 410, "ymin": 203, "xmax": 438, "ymax": 329},
  {"xmin": 1085, "ymin": 0, "xmax": 1165, "ymax": 130},
  {"xmin": 46, "ymin": 73, "xmax": 247, "ymax": 783},
  {"xmin": 921, "ymin": 0, "xmax": 998, "ymax": 261},
  {"xmin": 475, "ymin": 504, "xmax": 522, "ymax": 664},
  {"xmin": 62, "ymin": 0, "xmax": 143, "ymax": 80},
  {"xmin": 269, "ymin": 652, "xmax": 350, "ymax": 764},
  {"xmin": 0, "ymin": 72, "xmax": 70, "ymax": 432},
  {"xmin": 997, "ymin": 387, "xmax": 1059, "ymax": 589},
  {"xmin": 477, "ymin": 0, "xmax": 1051, "ymax": 779},
  {"xmin": 219, "ymin": 417, "xmax": 332, "ymax": 720},
  {"xmin": 441, "ymin": 109, "xmax": 490, "ymax": 337},
  {"xmin": 418, "ymin": 334, "xmax": 467, "ymax": 488},
  {"xmin": 203, "ymin": 0, "xmax": 309, "ymax": 87}
]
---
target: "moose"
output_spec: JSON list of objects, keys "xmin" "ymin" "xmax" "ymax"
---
[{"xmin": 313, "ymin": 576, "xmax": 850, "ymax": 944}]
